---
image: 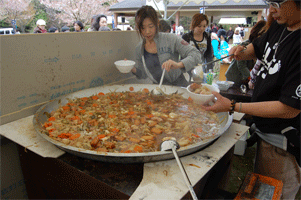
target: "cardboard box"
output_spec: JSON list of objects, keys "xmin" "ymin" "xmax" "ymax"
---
[{"xmin": 0, "ymin": 31, "xmax": 149, "ymax": 125}]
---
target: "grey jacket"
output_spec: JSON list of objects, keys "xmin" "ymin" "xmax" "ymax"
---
[{"xmin": 134, "ymin": 32, "xmax": 201, "ymax": 83}]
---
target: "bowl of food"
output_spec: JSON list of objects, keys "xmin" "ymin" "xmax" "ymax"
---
[
  {"xmin": 187, "ymin": 83, "xmax": 220, "ymax": 105},
  {"xmin": 114, "ymin": 59, "xmax": 135, "ymax": 73}
]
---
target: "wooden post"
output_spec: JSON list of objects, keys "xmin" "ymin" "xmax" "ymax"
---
[
  {"xmin": 176, "ymin": 11, "xmax": 180, "ymax": 27},
  {"xmin": 114, "ymin": 13, "xmax": 119, "ymax": 27},
  {"xmin": 257, "ymin": 11, "xmax": 262, "ymax": 22}
]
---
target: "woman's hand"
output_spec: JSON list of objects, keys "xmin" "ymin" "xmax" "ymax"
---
[
  {"xmin": 200, "ymin": 91, "xmax": 232, "ymax": 113},
  {"xmin": 162, "ymin": 60, "xmax": 184, "ymax": 72}
]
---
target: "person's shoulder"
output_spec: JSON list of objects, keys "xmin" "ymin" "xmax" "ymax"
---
[{"xmin": 159, "ymin": 32, "xmax": 178, "ymax": 40}]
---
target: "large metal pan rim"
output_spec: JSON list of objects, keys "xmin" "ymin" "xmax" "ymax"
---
[{"xmin": 33, "ymin": 84, "xmax": 232, "ymax": 163}]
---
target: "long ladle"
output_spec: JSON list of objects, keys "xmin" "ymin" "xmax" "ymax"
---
[
  {"xmin": 199, "ymin": 47, "xmax": 247, "ymax": 69},
  {"xmin": 152, "ymin": 68, "xmax": 166, "ymax": 95},
  {"xmin": 160, "ymin": 140, "xmax": 198, "ymax": 200}
]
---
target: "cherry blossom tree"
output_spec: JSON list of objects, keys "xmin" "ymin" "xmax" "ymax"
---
[
  {"xmin": 40, "ymin": 0, "xmax": 119, "ymax": 26},
  {"xmin": 0, "ymin": 0, "xmax": 35, "ymax": 32}
]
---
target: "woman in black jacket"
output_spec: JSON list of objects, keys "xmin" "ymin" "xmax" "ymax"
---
[{"xmin": 182, "ymin": 13, "xmax": 214, "ymax": 72}]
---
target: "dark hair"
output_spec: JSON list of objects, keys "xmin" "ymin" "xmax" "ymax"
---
[
  {"xmin": 74, "ymin": 21, "xmax": 84, "ymax": 30},
  {"xmin": 249, "ymin": 20, "xmax": 267, "ymax": 42},
  {"xmin": 190, "ymin": 13, "xmax": 209, "ymax": 30},
  {"xmin": 61, "ymin": 25, "xmax": 70, "ymax": 32},
  {"xmin": 159, "ymin": 19, "xmax": 171, "ymax": 33},
  {"xmin": 135, "ymin": 5, "xmax": 159, "ymax": 38},
  {"xmin": 48, "ymin": 27, "xmax": 57, "ymax": 33},
  {"xmin": 91, "ymin": 14, "xmax": 107, "ymax": 31}
]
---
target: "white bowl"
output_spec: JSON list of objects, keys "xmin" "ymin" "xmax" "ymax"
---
[
  {"xmin": 216, "ymin": 81, "xmax": 235, "ymax": 91},
  {"xmin": 187, "ymin": 83, "xmax": 220, "ymax": 105},
  {"xmin": 114, "ymin": 60, "xmax": 135, "ymax": 73},
  {"xmin": 226, "ymin": 81, "xmax": 234, "ymax": 87}
]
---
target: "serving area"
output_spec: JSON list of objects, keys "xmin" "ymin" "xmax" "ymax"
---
[{"xmin": 0, "ymin": 31, "xmax": 249, "ymax": 199}]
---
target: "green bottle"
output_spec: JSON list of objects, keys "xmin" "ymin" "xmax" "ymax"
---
[{"xmin": 207, "ymin": 69, "xmax": 213, "ymax": 85}]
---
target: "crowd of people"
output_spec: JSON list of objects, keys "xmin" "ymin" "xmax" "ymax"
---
[{"xmin": 33, "ymin": 14, "xmax": 118, "ymax": 34}]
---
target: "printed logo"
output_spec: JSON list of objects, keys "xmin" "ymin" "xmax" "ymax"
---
[
  {"xmin": 258, "ymin": 42, "xmax": 281, "ymax": 80},
  {"xmin": 90, "ymin": 77, "xmax": 104, "ymax": 88},
  {"xmin": 181, "ymin": 40, "xmax": 189, "ymax": 46},
  {"xmin": 44, "ymin": 57, "xmax": 59, "ymax": 63},
  {"xmin": 296, "ymin": 84, "xmax": 301, "ymax": 98}
]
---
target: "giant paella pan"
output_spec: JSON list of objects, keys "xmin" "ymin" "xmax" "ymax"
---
[{"xmin": 33, "ymin": 84, "xmax": 232, "ymax": 163}]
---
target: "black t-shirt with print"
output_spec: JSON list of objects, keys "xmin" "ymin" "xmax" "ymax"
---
[{"xmin": 252, "ymin": 21, "xmax": 300, "ymax": 133}]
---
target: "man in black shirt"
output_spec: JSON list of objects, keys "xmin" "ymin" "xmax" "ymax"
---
[{"xmin": 202, "ymin": 0, "xmax": 301, "ymax": 198}]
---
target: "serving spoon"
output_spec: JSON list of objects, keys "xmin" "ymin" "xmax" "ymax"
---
[
  {"xmin": 152, "ymin": 68, "xmax": 166, "ymax": 95},
  {"xmin": 160, "ymin": 140, "xmax": 198, "ymax": 200}
]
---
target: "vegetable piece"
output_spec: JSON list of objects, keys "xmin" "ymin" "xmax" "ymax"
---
[
  {"xmin": 62, "ymin": 106, "xmax": 70, "ymax": 111},
  {"xmin": 91, "ymin": 137, "xmax": 100, "ymax": 148},
  {"xmin": 151, "ymin": 127, "xmax": 162, "ymax": 134},
  {"xmin": 134, "ymin": 145, "xmax": 143, "ymax": 152},
  {"xmin": 97, "ymin": 134, "xmax": 106, "ymax": 139},
  {"xmin": 43, "ymin": 122, "xmax": 52, "ymax": 128},
  {"xmin": 48, "ymin": 117, "xmax": 56, "ymax": 121},
  {"xmin": 71, "ymin": 116, "xmax": 80, "ymax": 121},
  {"xmin": 81, "ymin": 97, "xmax": 89, "ymax": 101},
  {"xmin": 129, "ymin": 87, "xmax": 134, "ymax": 91},
  {"xmin": 142, "ymin": 88, "xmax": 149, "ymax": 93},
  {"xmin": 58, "ymin": 133, "xmax": 72, "ymax": 139},
  {"xmin": 104, "ymin": 142, "xmax": 115, "ymax": 149},
  {"xmin": 146, "ymin": 114, "xmax": 153, "ymax": 118},
  {"xmin": 141, "ymin": 135, "xmax": 155, "ymax": 140},
  {"xmin": 111, "ymin": 128, "xmax": 120, "ymax": 133},
  {"xmin": 129, "ymin": 138, "xmax": 140, "ymax": 143},
  {"xmin": 92, "ymin": 96, "xmax": 98, "ymax": 100},
  {"xmin": 69, "ymin": 133, "xmax": 81, "ymax": 140},
  {"xmin": 115, "ymin": 136, "xmax": 125, "ymax": 141},
  {"xmin": 190, "ymin": 83, "xmax": 201, "ymax": 90}
]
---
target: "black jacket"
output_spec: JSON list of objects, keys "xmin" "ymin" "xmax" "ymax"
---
[{"xmin": 182, "ymin": 31, "xmax": 214, "ymax": 70}]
